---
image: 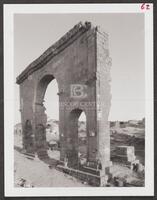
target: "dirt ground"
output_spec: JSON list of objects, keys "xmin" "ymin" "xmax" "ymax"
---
[
  {"xmin": 14, "ymin": 150, "xmax": 87, "ymax": 187},
  {"xmin": 14, "ymin": 125, "xmax": 145, "ymax": 187}
]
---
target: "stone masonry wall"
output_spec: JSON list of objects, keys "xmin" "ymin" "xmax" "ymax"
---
[
  {"xmin": 17, "ymin": 22, "xmax": 111, "ymax": 176},
  {"xmin": 96, "ymin": 28, "xmax": 112, "ymax": 171}
]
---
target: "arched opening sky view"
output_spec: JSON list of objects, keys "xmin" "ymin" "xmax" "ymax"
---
[{"xmin": 14, "ymin": 13, "xmax": 145, "ymax": 124}]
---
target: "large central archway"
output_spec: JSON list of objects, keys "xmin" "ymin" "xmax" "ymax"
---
[
  {"xmin": 35, "ymin": 74, "xmax": 59, "ymax": 159},
  {"xmin": 44, "ymin": 79, "xmax": 60, "ymax": 159}
]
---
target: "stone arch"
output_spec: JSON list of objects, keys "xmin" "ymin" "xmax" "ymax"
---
[
  {"xmin": 35, "ymin": 74, "xmax": 55, "ymax": 105},
  {"xmin": 66, "ymin": 108, "xmax": 87, "ymax": 168},
  {"xmin": 16, "ymin": 22, "xmax": 111, "ymax": 185},
  {"xmin": 68, "ymin": 108, "xmax": 86, "ymax": 141},
  {"xmin": 34, "ymin": 74, "xmax": 59, "ymax": 159}
]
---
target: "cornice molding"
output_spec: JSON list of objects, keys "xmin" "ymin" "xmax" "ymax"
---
[{"xmin": 16, "ymin": 21, "xmax": 92, "ymax": 84}]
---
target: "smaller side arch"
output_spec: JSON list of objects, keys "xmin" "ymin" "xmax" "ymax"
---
[{"xmin": 65, "ymin": 108, "xmax": 87, "ymax": 169}]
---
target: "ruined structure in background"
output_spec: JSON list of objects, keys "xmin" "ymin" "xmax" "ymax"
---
[
  {"xmin": 16, "ymin": 22, "xmax": 112, "ymax": 186},
  {"xmin": 112, "ymin": 146, "xmax": 136, "ymax": 165}
]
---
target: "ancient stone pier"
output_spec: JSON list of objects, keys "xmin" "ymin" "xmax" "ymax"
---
[{"xmin": 16, "ymin": 22, "xmax": 112, "ymax": 186}]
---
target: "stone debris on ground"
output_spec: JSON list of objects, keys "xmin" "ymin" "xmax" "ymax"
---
[
  {"xmin": 14, "ymin": 148, "xmax": 144, "ymax": 187},
  {"xmin": 14, "ymin": 150, "xmax": 88, "ymax": 187}
]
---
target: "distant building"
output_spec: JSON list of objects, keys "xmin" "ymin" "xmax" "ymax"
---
[
  {"xmin": 110, "ymin": 121, "xmax": 115, "ymax": 127},
  {"xmin": 119, "ymin": 121, "xmax": 126, "ymax": 128},
  {"xmin": 142, "ymin": 118, "xmax": 145, "ymax": 126},
  {"xmin": 14, "ymin": 123, "xmax": 22, "ymax": 135},
  {"xmin": 128, "ymin": 120, "xmax": 139, "ymax": 126},
  {"xmin": 137, "ymin": 118, "xmax": 145, "ymax": 128},
  {"xmin": 46, "ymin": 119, "xmax": 59, "ymax": 143},
  {"xmin": 128, "ymin": 119, "xmax": 145, "ymax": 128},
  {"xmin": 110, "ymin": 121, "xmax": 126, "ymax": 128}
]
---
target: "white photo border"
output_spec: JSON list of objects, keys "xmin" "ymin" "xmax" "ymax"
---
[{"xmin": 4, "ymin": 3, "xmax": 154, "ymax": 196}]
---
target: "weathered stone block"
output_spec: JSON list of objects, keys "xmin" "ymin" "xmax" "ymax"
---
[{"xmin": 114, "ymin": 146, "xmax": 136, "ymax": 164}]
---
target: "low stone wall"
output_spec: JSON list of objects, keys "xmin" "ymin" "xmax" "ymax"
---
[
  {"xmin": 111, "ymin": 146, "xmax": 136, "ymax": 166},
  {"xmin": 80, "ymin": 165, "xmax": 100, "ymax": 176},
  {"xmin": 56, "ymin": 165, "xmax": 101, "ymax": 186}
]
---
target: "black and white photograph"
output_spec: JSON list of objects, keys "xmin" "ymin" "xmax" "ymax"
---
[{"xmin": 4, "ymin": 3, "xmax": 154, "ymax": 196}]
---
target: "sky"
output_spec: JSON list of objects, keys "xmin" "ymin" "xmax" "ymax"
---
[{"xmin": 14, "ymin": 13, "xmax": 145, "ymax": 123}]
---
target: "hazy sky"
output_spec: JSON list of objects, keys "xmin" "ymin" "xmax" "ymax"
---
[{"xmin": 14, "ymin": 13, "xmax": 145, "ymax": 123}]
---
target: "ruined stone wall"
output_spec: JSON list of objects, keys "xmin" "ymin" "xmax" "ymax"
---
[
  {"xmin": 96, "ymin": 28, "xmax": 112, "ymax": 170},
  {"xmin": 19, "ymin": 77, "xmax": 36, "ymax": 152},
  {"xmin": 18, "ymin": 25, "xmax": 97, "ymax": 160},
  {"xmin": 17, "ymin": 23, "xmax": 111, "ymax": 174}
]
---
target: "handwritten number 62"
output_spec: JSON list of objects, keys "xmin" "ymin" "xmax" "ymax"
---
[{"xmin": 141, "ymin": 3, "xmax": 150, "ymax": 10}]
